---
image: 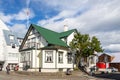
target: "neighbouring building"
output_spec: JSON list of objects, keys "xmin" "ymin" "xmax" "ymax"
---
[
  {"xmin": 3, "ymin": 30, "xmax": 23, "ymax": 70},
  {"xmin": 0, "ymin": 19, "xmax": 23, "ymax": 71},
  {"xmin": 19, "ymin": 24, "xmax": 77, "ymax": 72},
  {"xmin": 80, "ymin": 52, "xmax": 99, "ymax": 72},
  {"xmin": 97, "ymin": 53, "xmax": 114, "ymax": 69},
  {"xmin": 98, "ymin": 53, "xmax": 114, "ymax": 62},
  {"xmin": 97, "ymin": 53, "xmax": 120, "ymax": 72},
  {"xmin": 110, "ymin": 53, "xmax": 120, "ymax": 71}
]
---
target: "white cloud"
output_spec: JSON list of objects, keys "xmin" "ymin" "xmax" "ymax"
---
[
  {"xmin": 37, "ymin": 0, "xmax": 120, "ymax": 52},
  {"xmin": 8, "ymin": 24, "xmax": 27, "ymax": 36},
  {"xmin": 0, "ymin": 8, "xmax": 35, "ymax": 24},
  {"xmin": 92, "ymin": 31, "xmax": 120, "ymax": 46},
  {"xmin": 104, "ymin": 44, "xmax": 120, "ymax": 52},
  {"xmin": 0, "ymin": 12, "xmax": 13, "ymax": 24},
  {"xmin": 14, "ymin": 8, "xmax": 35, "ymax": 20}
]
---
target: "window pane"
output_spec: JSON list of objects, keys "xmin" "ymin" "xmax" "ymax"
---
[
  {"xmin": 58, "ymin": 52, "xmax": 63, "ymax": 63},
  {"xmin": 68, "ymin": 53, "xmax": 72, "ymax": 64},
  {"xmin": 45, "ymin": 51, "xmax": 53, "ymax": 63}
]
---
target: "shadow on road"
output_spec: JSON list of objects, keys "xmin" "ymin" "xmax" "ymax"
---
[{"xmin": 93, "ymin": 72, "xmax": 120, "ymax": 80}]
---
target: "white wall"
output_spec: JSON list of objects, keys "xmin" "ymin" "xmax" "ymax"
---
[
  {"xmin": 3, "ymin": 45, "xmax": 19, "ymax": 70},
  {"xmin": 32, "ymin": 50, "xmax": 40, "ymax": 68},
  {"xmin": 67, "ymin": 32, "xmax": 75, "ymax": 46},
  {"xmin": 0, "ymin": 29, "xmax": 6, "ymax": 61},
  {"xmin": 0, "ymin": 20, "xmax": 9, "ymax": 61},
  {"xmin": 57, "ymin": 49, "xmax": 73, "ymax": 68},
  {"xmin": 42, "ymin": 49, "xmax": 73, "ymax": 69}
]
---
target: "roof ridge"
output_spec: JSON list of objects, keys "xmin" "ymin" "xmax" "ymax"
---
[
  {"xmin": 31, "ymin": 24, "xmax": 68, "ymax": 47},
  {"xmin": 32, "ymin": 24, "xmax": 59, "ymax": 34}
]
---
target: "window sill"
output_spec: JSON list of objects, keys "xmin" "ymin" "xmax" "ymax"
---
[{"xmin": 45, "ymin": 61, "xmax": 53, "ymax": 63}]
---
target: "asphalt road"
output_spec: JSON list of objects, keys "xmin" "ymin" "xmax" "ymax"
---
[{"xmin": 94, "ymin": 72, "xmax": 120, "ymax": 80}]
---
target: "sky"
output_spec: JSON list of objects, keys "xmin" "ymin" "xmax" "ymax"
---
[{"xmin": 0, "ymin": 0, "xmax": 120, "ymax": 53}]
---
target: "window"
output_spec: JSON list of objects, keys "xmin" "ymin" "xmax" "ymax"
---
[
  {"xmin": 31, "ymin": 37, "xmax": 36, "ymax": 42},
  {"xmin": 32, "ymin": 28, "xmax": 36, "ymax": 34},
  {"xmin": 67, "ymin": 53, "xmax": 72, "ymax": 64},
  {"xmin": 9, "ymin": 35, "xmax": 14, "ymax": 42},
  {"xmin": 58, "ymin": 51, "xmax": 63, "ymax": 63},
  {"xmin": 8, "ymin": 53, "xmax": 18, "ymax": 57},
  {"xmin": 27, "ymin": 39, "xmax": 30, "ymax": 48},
  {"xmin": 11, "ymin": 43, "xmax": 15, "ymax": 48},
  {"xmin": 17, "ymin": 38, "xmax": 23, "ymax": 45},
  {"xmin": 25, "ymin": 52, "xmax": 30, "ymax": 61},
  {"xmin": 90, "ymin": 56, "xmax": 94, "ymax": 64},
  {"xmin": 45, "ymin": 51, "xmax": 53, "ymax": 63},
  {"xmin": 31, "ymin": 37, "xmax": 36, "ymax": 47},
  {"xmin": 20, "ymin": 53, "xmax": 25, "ymax": 62},
  {"xmin": 20, "ymin": 52, "xmax": 30, "ymax": 62}
]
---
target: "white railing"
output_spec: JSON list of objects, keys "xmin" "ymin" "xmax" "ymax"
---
[{"xmin": 23, "ymin": 42, "xmax": 40, "ymax": 49}]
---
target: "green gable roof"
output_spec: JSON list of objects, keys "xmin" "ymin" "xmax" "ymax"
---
[
  {"xmin": 32, "ymin": 24, "xmax": 68, "ymax": 47},
  {"xmin": 59, "ymin": 29, "xmax": 77, "ymax": 38}
]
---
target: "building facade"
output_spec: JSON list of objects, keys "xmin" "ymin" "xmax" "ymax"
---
[
  {"xmin": 19, "ymin": 24, "xmax": 77, "ymax": 72},
  {"xmin": 0, "ymin": 19, "xmax": 23, "ymax": 70},
  {"xmin": 3, "ymin": 30, "xmax": 23, "ymax": 70}
]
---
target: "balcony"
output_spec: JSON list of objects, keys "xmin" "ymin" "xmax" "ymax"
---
[{"xmin": 23, "ymin": 42, "xmax": 40, "ymax": 49}]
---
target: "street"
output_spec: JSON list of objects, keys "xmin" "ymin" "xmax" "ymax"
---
[
  {"xmin": 0, "ymin": 71, "xmax": 104, "ymax": 80},
  {"xmin": 94, "ymin": 72, "xmax": 120, "ymax": 80},
  {"xmin": 1, "ymin": 70, "xmax": 120, "ymax": 80}
]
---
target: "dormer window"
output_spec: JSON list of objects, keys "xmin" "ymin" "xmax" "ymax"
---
[
  {"xmin": 9, "ymin": 35, "xmax": 14, "ymax": 42},
  {"xmin": 32, "ymin": 28, "xmax": 36, "ymax": 34}
]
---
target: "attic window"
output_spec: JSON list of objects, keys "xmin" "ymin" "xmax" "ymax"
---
[
  {"xmin": 9, "ymin": 35, "xmax": 14, "ymax": 42},
  {"xmin": 32, "ymin": 28, "xmax": 36, "ymax": 34}
]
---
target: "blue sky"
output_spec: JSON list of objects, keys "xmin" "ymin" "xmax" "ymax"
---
[{"xmin": 0, "ymin": 0, "xmax": 120, "ymax": 53}]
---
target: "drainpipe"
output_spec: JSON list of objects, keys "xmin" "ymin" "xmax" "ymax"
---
[{"xmin": 55, "ymin": 50, "xmax": 57, "ymax": 69}]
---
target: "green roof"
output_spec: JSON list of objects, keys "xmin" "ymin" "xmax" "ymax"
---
[
  {"xmin": 59, "ymin": 29, "xmax": 77, "ymax": 38},
  {"xmin": 31, "ymin": 24, "xmax": 76, "ymax": 47}
]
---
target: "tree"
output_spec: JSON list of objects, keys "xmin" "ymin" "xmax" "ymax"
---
[{"xmin": 70, "ymin": 32, "xmax": 103, "ymax": 68}]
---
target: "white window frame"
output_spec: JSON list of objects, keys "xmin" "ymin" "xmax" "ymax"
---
[
  {"xmin": 58, "ymin": 51, "xmax": 63, "ymax": 63},
  {"xmin": 45, "ymin": 51, "xmax": 53, "ymax": 63},
  {"xmin": 9, "ymin": 35, "xmax": 14, "ymax": 42}
]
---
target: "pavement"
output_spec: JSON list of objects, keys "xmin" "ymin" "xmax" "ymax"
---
[{"xmin": 0, "ymin": 70, "xmax": 110, "ymax": 80}]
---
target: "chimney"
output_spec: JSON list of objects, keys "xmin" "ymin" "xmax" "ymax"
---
[{"xmin": 64, "ymin": 25, "xmax": 68, "ymax": 31}]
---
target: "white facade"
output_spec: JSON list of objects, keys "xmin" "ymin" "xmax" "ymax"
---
[
  {"xmin": 19, "ymin": 28, "xmax": 47, "ymax": 71},
  {"xmin": 0, "ymin": 19, "xmax": 23, "ymax": 70},
  {"xmin": 67, "ymin": 32, "xmax": 75, "ymax": 46},
  {"xmin": 0, "ymin": 20, "xmax": 9, "ymax": 70},
  {"xmin": 19, "ymin": 25, "xmax": 75, "ymax": 72},
  {"xmin": 0, "ymin": 20, "xmax": 9, "ymax": 61},
  {"xmin": 41, "ymin": 49, "xmax": 73, "ymax": 72}
]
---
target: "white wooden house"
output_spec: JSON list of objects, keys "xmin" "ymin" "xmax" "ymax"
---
[
  {"xmin": 0, "ymin": 19, "xmax": 23, "ymax": 70},
  {"xmin": 19, "ymin": 24, "xmax": 77, "ymax": 72},
  {"xmin": 3, "ymin": 30, "xmax": 23, "ymax": 70}
]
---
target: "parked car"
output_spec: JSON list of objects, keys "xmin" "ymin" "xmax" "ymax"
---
[{"xmin": 108, "ymin": 67, "xmax": 118, "ymax": 72}]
